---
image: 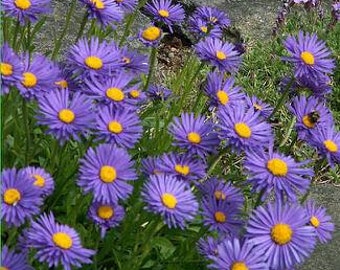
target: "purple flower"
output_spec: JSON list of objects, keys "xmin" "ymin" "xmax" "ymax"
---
[
  {"xmin": 297, "ymin": 73, "xmax": 332, "ymax": 96},
  {"xmin": 205, "ymin": 72, "xmax": 244, "ymax": 108},
  {"xmin": 54, "ymin": 63, "xmax": 81, "ymax": 92},
  {"xmin": 68, "ymin": 37, "xmax": 123, "ymax": 77},
  {"xmin": 2, "ymin": 0, "xmax": 50, "ymax": 24},
  {"xmin": 127, "ymin": 84, "xmax": 148, "ymax": 105},
  {"xmin": 168, "ymin": 113, "xmax": 220, "ymax": 157},
  {"xmin": 1, "ymin": 168, "xmax": 42, "ymax": 227},
  {"xmin": 37, "ymin": 89, "xmax": 94, "ymax": 144},
  {"xmin": 195, "ymin": 38, "xmax": 242, "ymax": 73},
  {"xmin": 96, "ymin": 105, "xmax": 142, "ymax": 148},
  {"xmin": 309, "ymin": 125, "xmax": 340, "ymax": 167},
  {"xmin": 244, "ymin": 144, "xmax": 313, "ymax": 202},
  {"xmin": 197, "ymin": 178, "xmax": 244, "ymax": 210},
  {"xmin": 141, "ymin": 174, "xmax": 199, "ymax": 229},
  {"xmin": 138, "ymin": 25, "xmax": 163, "ymax": 47},
  {"xmin": 146, "ymin": 84, "xmax": 172, "ymax": 101},
  {"xmin": 88, "ymin": 201, "xmax": 125, "ymax": 238},
  {"xmin": 16, "ymin": 53, "xmax": 58, "ymax": 100},
  {"xmin": 192, "ymin": 6, "xmax": 231, "ymax": 28},
  {"xmin": 77, "ymin": 143, "xmax": 137, "ymax": 203},
  {"xmin": 158, "ymin": 152, "xmax": 206, "ymax": 184},
  {"xmin": 145, "ymin": 0, "xmax": 185, "ymax": 32},
  {"xmin": 245, "ymin": 95, "xmax": 273, "ymax": 119},
  {"xmin": 202, "ymin": 196, "xmax": 242, "ymax": 236},
  {"xmin": 113, "ymin": 0, "xmax": 137, "ymax": 14},
  {"xmin": 283, "ymin": 31, "xmax": 335, "ymax": 79},
  {"xmin": 246, "ymin": 202, "xmax": 316, "ymax": 270},
  {"xmin": 209, "ymin": 238, "xmax": 269, "ymax": 270},
  {"xmin": 188, "ymin": 17, "xmax": 223, "ymax": 39},
  {"xmin": 1, "ymin": 245, "xmax": 33, "ymax": 270},
  {"xmin": 79, "ymin": 0, "xmax": 123, "ymax": 27},
  {"xmin": 25, "ymin": 212, "xmax": 95, "ymax": 270},
  {"xmin": 217, "ymin": 103, "xmax": 273, "ymax": 152},
  {"xmin": 1, "ymin": 43, "xmax": 23, "ymax": 95},
  {"xmin": 197, "ymin": 236, "xmax": 221, "ymax": 259},
  {"xmin": 332, "ymin": 2, "xmax": 340, "ymax": 21},
  {"xmin": 21, "ymin": 166, "xmax": 54, "ymax": 197},
  {"xmin": 288, "ymin": 95, "xmax": 333, "ymax": 140},
  {"xmin": 141, "ymin": 156, "xmax": 164, "ymax": 176},
  {"xmin": 119, "ymin": 46, "xmax": 149, "ymax": 75}
]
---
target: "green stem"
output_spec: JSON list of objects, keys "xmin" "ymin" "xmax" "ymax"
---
[
  {"xmin": 22, "ymin": 100, "xmax": 30, "ymax": 165},
  {"xmin": 51, "ymin": 0, "xmax": 77, "ymax": 60},
  {"xmin": 76, "ymin": 12, "xmax": 89, "ymax": 42},
  {"xmin": 279, "ymin": 116, "xmax": 296, "ymax": 148},
  {"xmin": 12, "ymin": 19, "xmax": 20, "ymax": 49},
  {"xmin": 254, "ymin": 189, "xmax": 265, "ymax": 207},
  {"xmin": 143, "ymin": 47, "xmax": 157, "ymax": 91}
]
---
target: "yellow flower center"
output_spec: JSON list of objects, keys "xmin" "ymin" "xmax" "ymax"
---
[
  {"xmin": 122, "ymin": 56, "xmax": 131, "ymax": 64},
  {"xmin": 99, "ymin": 165, "xmax": 117, "ymax": 183},
  {"xmin": 158, "ymin": 9, "xmax": 169, "ymax": 17},
  {"xmin": 52, "ymin": 232, "xmax": 73, "ymax": 249},
  {"xmin": 142, "ymin": 26, "xmax": 161, "ymax": 41},
  {"xmin": 14, "ymin": 0, "xmax": 31, "ymax": 10},
  {"xmin": 0, "ymin": 62, "xmax": 13, "ymax": 76},
  {"xmin": 300, "ymin": 51, "xmax": 315, "ymax": 65},
  {"xmin": 90, "ymin": 0, "xmax": 105, "ymax": 9},
  {"xmin": 85, "ymin": 56, "xmax": 103, "ymax": 70},
  {"xmin": 200, "ymin": 26, "xmax": 208, "ymax": 33},
  {"xmin": 234, "ymin": 122, "xmax": 252, "ymax": 138},
  {"xmin": 108, "ymin": 121, "xmax": 123, "ymax": 134},
  {"xmin": 106, "ymin": 87, "xmax": 124, "ymax": 101},
  {"xmin": 267, "ymin": 158, "xmax": 288, "ymax": 176},
  {"xmin": 231, "ymin": 262, "xmax": 249, "ymax": 270},
  {"xmin": 187, "ymin": 132, "xmax": 201, "ymax": 144},
  {"xmin": 174, "ymin": 164, "xmax": 190, "ymax": 176},
  {"xmin": 302, "ymin": 115, "xmax": 315, "ymax": 128},
  {"xmin": 3, "ymin": 188, "xmax": 21, "ymax": 205},
  {"xmin": 216, "ymin": 50, "xmax": 227, "ymax": 60},
  {"xmin": 22, "ymin": 72, "xmax": 37, "ymax": 88},
  {"xmin": 310, "ymin": 216, "xmax": 320, "ymax": 228},
  {"xmin": 129, "ymin": 90, "xmax": 140, "ymax": 98},
  {"xmin": 214, "ymin": 211, "xmax": 226, "ymax": 223},
  {"xmin": 97, "ymin": 205, "xmax": 114, "ymax": 219},
  {"xmin": 323, "ymin": 140, "xmax": 338, "ymax": 153},
  {"xmin": 33, "ymin": 174, "xmax": 45, "ymax": 187},
  {"xmin": 271, "ymin": 223, "xmax": 293, "ymax": 245},
  {"xmin": 253, "ymin": 103, "xmax": 262, "ymax": 111},
  {"xmin": 161, "ymin": 193, "xmax": 177, "ymax": 209},
  {"xmin": 0, "ymin": 266, "xmax": 9, "ymax": 270},
  {"xmin": 58, "ymin": 109, "xmax": 75, "ymax": 124},
  {"xmin": 216, "ymin": 90, "xmax": 229, "ymax": 105},
  {"xmin": 55, "ymin": 79, "xmax": 68, "ymax": 88},
  {"xmin": 214, "ymin": 190, "xmax": 226, "ymax": 200}
]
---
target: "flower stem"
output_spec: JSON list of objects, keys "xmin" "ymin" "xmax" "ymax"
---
[
  {"xmin": 143, "ymin": 47, "xmax": 157, "ymax": 91},
  {"xmin": 51, "ymin": 0, "xmax": 77, "ymax": 60},
  {"xmin": 22, "ymin": 99, "xmax": 30, "ymax": 165},
  {"xmin": 75, "ymin": 12, "xmax": 89, "ymax": 42},
  {"xmin": 12, "ymin": 19, "xmax": 20, "ymax": 49}
]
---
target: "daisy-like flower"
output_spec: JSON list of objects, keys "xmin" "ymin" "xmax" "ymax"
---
[
  {"xmin": 168, "ymin": 113, "xmax": 220, "ymax": 157},
  {"xmin": 197, "ymin": 178, "xmax": 244, "ymax": 209},
  {"xmin": 78, "ymin": 143, "xmax": 137, "ymax": 203},
  {"xmin": 304, "ymin": 200, "xmax": 334, "ymax": 244},
  {"xmin": 288, "ymin": 95, "xmax": 333, "ymax": 140},
  {"xmin": 158, "ymin": 152, "xmax": 206, "ymax": 183},
  {"xmin": 195, "ymin": 38, "xmax": 242, "ymax": 73},
  {"xmin": 127, "ymin": 84, "xmax": 148, "ymax": 105},
  {"xmin": 141, "ymin": 174, "xmax": 199, "ymax": 229},
  {"xmin": 88, "ymin": 201, "xmax": 125, "ymax": 238},
  {"xmin": 297, "ymin": 73, "xmax": 332, "ymax": 96},
  {"xmin": 332, "ymin": 2, "xmax": 340, "ymax": 22},
  {"xmin": 245, "ymin": 95, "xmax": 273, "ymax": 119},
  {"xmin": 204, "ymin": 71, "xmax": 244, "ymax": 108},
  {"xmin": 54, "ymin": 63, "xmax": 81, "ymax": 92},
  {"xmin": 202, "ymin": 197, "xmax": 242, "ymax": 236},
  {"xmin": 114, "ymin": 0, "xmax": 137, "ymax": 13},
  {"xmin": 138, "ymin": 25, "xmax": 163, "ymax": 47},
  {"xmin": 16, "ymin": 53, "xmax": 58, "ymax": 100},
  {"xmin": 1, "ymin": 168, "xmax": 42, "ymax": 227},
  {"xmin": 21, "ymin": 166, "xmax": 54, "ymax": 197},
  {"xmin": 145, "ymin": 0, "xmax": 185, "ymax": 32},
  {"xmin": 146, "ymin": 84, "xmax": 172, "ymax": 101},
  {"xmin": 83, "ymin": 72, "xmax": 134, "ymax": 108},
  {"xmin": 246, "ymin": 202, "xmax": 316, "ymax": 270},
  {"xmin": 1, "ymin": 43, "xmax": 23, "ymax": 95},
  {"xmin": 244, "ymin": 144, "xmax": 313, "ymax": 202},
  {"xmin": 79, "ymin": 0, "xmax": 123, "ymax": 27},
  {"xmin": 141, "ymin": 156, "xmax": 164, "ymax": 176},
  {"xmin": 68, "ymin": 37, "xmax": 122, "ymax": 77},
  {"xmin": 96, "ymin": 105, "xmax": 142, "ymax": 148},
  {"xmin": 197, "ymin": 236, "xmax": 221, "ymax": 259},
  {"xmin": 1, "ymin": 245, "xmax": 33, "ymax": 270},
  {"xmin": 119, "ymin": 46, "xmax": 149, "ymax": 75},
  {"xmin": 283, "ymin": 31, "xmax": 335, "ymax": 80},
  {"xmin": 2, "ymin": 0, "xmax": 50, "ymax": 24},
  {"xmin": 218, "ymin": 103, "xmax": 273, "ymax": 152},
  {"xmin": 188, "ymin": 17, "xmax": 223, "ymax": 39},
  {"xmin": 209, "ymin": 238, "xmax": 269, "ymax": 270},
  {"xmin": 309, "ymin": 125, "xmax": 340, "ymax": 167},
  {"xmin": 26, "ymin": 212, "xmax": 95, "ymax": 270},
  {"xmin": 193, "ymin": 6, "xmax": 231, "ymax": 28},
  {"xmin": 37, "ymin": 89, "xmax": 94, "ymax": 144}
]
